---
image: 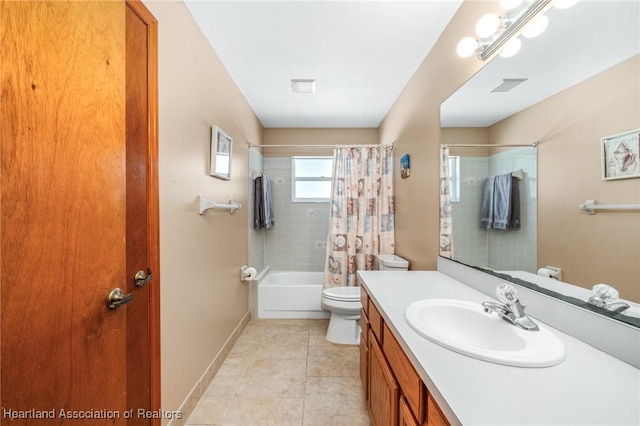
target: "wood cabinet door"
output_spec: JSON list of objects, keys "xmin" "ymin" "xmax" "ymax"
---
[
  {"xmin": 399, "ymin": 396, "xmax": 420, "ymax": 426},
  {"xmin": 427, "ymin": 394, "xmax": 450, "ymax": 426},
  {"xmin": 369, "ymin": 331, "xmax": 399, "ymax": 426}
]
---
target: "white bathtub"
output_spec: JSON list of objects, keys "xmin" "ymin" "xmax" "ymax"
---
[{"xmin": 257, "ymin": 271, "xmax": 330, "ymax": 319}]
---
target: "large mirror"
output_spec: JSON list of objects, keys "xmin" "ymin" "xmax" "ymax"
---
[{"xmin": 440, "ymin": 1, "xmax": 640, "ymax": 326}]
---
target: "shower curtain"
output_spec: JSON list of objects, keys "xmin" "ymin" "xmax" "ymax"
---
[
  {"xmin": 323, "ymin": 145, "xmax": 395, "ymax": 288},
  {"xmin": 440, "ymin": 146, "xmax": 454, "ymax": 258}
]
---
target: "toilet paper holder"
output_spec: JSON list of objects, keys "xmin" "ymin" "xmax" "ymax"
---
[
  {"xmin": 537, "ymin": 266, "xmax": 562, "ymax": 281},
  {"xmin": 240, "ymin": 265, "xmax": 257, "ymax": 281}
]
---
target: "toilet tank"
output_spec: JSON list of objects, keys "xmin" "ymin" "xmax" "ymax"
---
[{"xmin": 377, "ymin": 254, "xmax": 409, "ymax": 270}]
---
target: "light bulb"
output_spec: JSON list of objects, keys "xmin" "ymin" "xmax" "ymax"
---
[
  {"xmin": 522, "ymin": 15, "xmax": 548, "ymax": 38},
  {"xmin": 475, "ymin": 13, "xmax": 501, "ymax": 39},
  {"xmin": 457, "ymin": 37, "xmax": 478, "ymax": 58},
  {"xmin": 499, "ymin": 37, "xmax": 521, "ymax": 58},
  {"xmin": 500, "ymin": 0, "xmax": 524, "ymax": 10},
  {"xmin": 554, "ymin": 0, "xmax": 578, "ymax": 9}
]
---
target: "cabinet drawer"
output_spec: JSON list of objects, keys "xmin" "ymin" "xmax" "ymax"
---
[
  {"xmin": 368, "ymin": 299, "xmax": 384, "ymax": 343},
  {"xmin": 383, "ymin": 323, "xmax": 425, "ymax": 423},
  {"xmin": 361, "ymin": 288, "xmax": 370, "ymax": 317},
  {"xmin": 427, "ymin": 393, "xmax": 449, "ymax": 426},
  {"xmin": 361, "ymin": 308, "xmax": 369, "ymax": 345}
]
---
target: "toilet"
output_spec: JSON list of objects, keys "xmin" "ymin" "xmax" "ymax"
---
[
  {"xmin": 321, "ymin": 254, "xmax": 409, "ymax": 345},
  {"xmin": 377, "ymin": 254, "xmax": 410, "ymax": 271},
  {"xmin": 321, "ymin": 286, "xmax": 361, "ymax": 345}
]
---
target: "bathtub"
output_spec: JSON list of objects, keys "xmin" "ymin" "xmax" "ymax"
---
[{"xmin": 257, "ymin": 271, "xmax": 330, "ymax": 319}]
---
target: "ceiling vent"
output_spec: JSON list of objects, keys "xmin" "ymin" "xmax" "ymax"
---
[
  {"xmin": 490, "ymin": 78, "xmax": 528, "ymax": 93},
  {"xmin": 290, "ymin": 79, "xmax": 316, "ymax": 94}
]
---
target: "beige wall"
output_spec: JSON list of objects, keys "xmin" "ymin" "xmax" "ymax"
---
[
  {"xmin": 262, "ymin": 128, "xmax": 379, "ymax": 157},
  {"xmin": 489, "ymin": 55, "xmax": 640, "ymax": 302},
  {"xmin": 441, "ymin": 127, "xmax": 489, "ymax": 157},
  {"xmin": 144, "ymin": 0, "xmax": 263, "ymax": 413},
  {"xmin": 378, "ymin": 1, "xmax": 500, "ymax": 270}
]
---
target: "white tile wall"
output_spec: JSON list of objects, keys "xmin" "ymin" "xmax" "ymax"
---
[
  {"xmin": 487, "ymin": 147, "xmax": 537, "ymax": 273},
  {"xmin": 248, "ymin": 149, "xmax": 265, "ymax": 272},
  {"xmin": 262, "ymin": 158, "xmax": 330, "ymax": 272},
  {"xmin": 451, "ymin": 147, "xmax": 537, "ymax": 273},
  {"xmin": 451, "ymin": 157, "xmax": 489, "ymax": 267}
]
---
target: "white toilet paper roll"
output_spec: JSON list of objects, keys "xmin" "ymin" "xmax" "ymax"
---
[
  {"xmin": 242, "ymin": 267, "xmax": 257, "ymax": 281},
  {"xmin": 537, "ymin": 267, "xmax": 557, "ymax": 279}
]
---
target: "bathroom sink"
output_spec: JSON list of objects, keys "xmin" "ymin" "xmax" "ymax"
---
[{"xmin": 405, "ymin": 299, "xmax": 566, "ymax": 367}]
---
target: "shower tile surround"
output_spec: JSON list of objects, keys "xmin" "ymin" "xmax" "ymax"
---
[
  {"xmin": 451, "ymin": 157, "xmax": 488, "ymax": 267},
  {"xmin": 248, "ymin": 149, "xmax": 265, "ymax": 272},
  {"xmin": 262, "ymin": 157, "xmax": 330, "ymax": 272},
  {"xmin": 451, "ymin": 147, "xmax": 537, "ymax": 273}
]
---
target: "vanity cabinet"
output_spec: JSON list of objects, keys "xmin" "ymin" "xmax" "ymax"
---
[{"xmin": 360, "ymin": 285, "xmax": 450, "ymax": 426}]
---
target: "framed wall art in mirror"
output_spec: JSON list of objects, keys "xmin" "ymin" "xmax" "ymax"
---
[
  {"xmin": 601, "ymin": 128, "xmax": 640, "ymax": 180},
  {"xmin": 211, "ymin": 125, "xmax": 232, "ymax": 180}
]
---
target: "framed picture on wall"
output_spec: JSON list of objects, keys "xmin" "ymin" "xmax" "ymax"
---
[
  {"xmin": 400, "ymin": 154, "xmax": 410, "ymax": 178},
  {"xmin": 601, "ymin": 128, "xmax": 640, "ymax": 180},
  {"xmin": 211, "ymin": 126, "xmax": 233, "ymax": 180}
]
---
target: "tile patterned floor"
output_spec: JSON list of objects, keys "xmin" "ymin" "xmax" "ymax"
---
[{"xmin": 186, "ymin": 319, "xmax": 371, "ymax": 426}]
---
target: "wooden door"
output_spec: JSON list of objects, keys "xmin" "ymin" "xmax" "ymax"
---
[
  {"xmin": 0, "ymin": 1, "xmax": 159, "ymax": 424},
  {"xmin": 125, "ymin": 2, "xmax": 160, "ymax": 423}
]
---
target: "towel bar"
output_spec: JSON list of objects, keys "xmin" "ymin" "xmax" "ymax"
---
[
  {"xmin": 198, "ymin": 195, "xmax": 241, "ymax": 215},
  {"xmin": 579, "ymin": 199, "xmax": 640, "ymax": 215}
]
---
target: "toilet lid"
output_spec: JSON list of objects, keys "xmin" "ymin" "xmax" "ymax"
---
[
  {"xmin": 377, "ymin": 254, "xmax": 409, "ymax": 268},
  {"xmin": 323, "ymin": 286, "xmax": 361, "ymax": 302}
]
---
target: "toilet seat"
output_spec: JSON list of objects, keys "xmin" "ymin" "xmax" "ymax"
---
[{"xmin": 322, "ymin": 286, "xmax": 360, "ymax": 302}]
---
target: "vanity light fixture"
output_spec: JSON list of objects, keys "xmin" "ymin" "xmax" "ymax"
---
[{"xmin": 457, "ymin": 0, "xmax": 567, "ymax": 61}]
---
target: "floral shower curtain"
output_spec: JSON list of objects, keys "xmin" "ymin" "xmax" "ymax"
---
[
  {"xmin": 323, "ymin": 145, "xmax": 395, "ymax": 288},
  {"xmin": 440, "ymin": 146, "xmax": 454, "ymax": 258}
]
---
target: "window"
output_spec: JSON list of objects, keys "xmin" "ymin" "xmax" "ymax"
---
[
  {"xmin": 292, "ymin": 156, "xmax": 333, "ymax": 202},
  {"xmin": 448, "ymin": 156, "xmax": 460, "ymax": 203}
]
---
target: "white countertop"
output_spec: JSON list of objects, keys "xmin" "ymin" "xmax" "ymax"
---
[{"xmin": 358, "ymin": 270, "xmax": 640, "ymax": 426}]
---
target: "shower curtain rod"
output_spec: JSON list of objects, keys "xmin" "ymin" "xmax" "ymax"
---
[
  {"xmin": 248, "ymin": 143, "xmax": 394, "ymax": 149},
  {"xmin": 443, "ymin": 141, "xmax": 538, "ymax": 148}
]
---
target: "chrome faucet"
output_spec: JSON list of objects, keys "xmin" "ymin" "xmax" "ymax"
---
[
  {"xmin": 587, "ymin": 284, "xmax": 630, "ymax": 314},
  {"xmin": 482, "ymin": 284, "xmax": 539, "ymax": 331}
]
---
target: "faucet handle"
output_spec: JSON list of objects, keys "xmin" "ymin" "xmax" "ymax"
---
[
  {"xmin": 588, "ymin": 284, "xmax": 619, "ymax": 308},
  {"xmin": 496, "ymin": 283, "xmax": 519, "ymax": 304},
  {"xmin": 591, "ymin": 283, "xmax": 619, "ymax": 300}
]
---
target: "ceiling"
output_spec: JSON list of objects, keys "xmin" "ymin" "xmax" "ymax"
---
[
  {"xmin": 184, "ymin": 0, "xmax": 463, "ymax": 128},
  {"xmin": 184, "ymin": 1, "xmax": 639, "ymax": 129}
]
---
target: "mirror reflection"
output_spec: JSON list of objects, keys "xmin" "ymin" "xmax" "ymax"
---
[{"xmin": 440, "ymin": 1, "xmax": 640, "ymax": 325}]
